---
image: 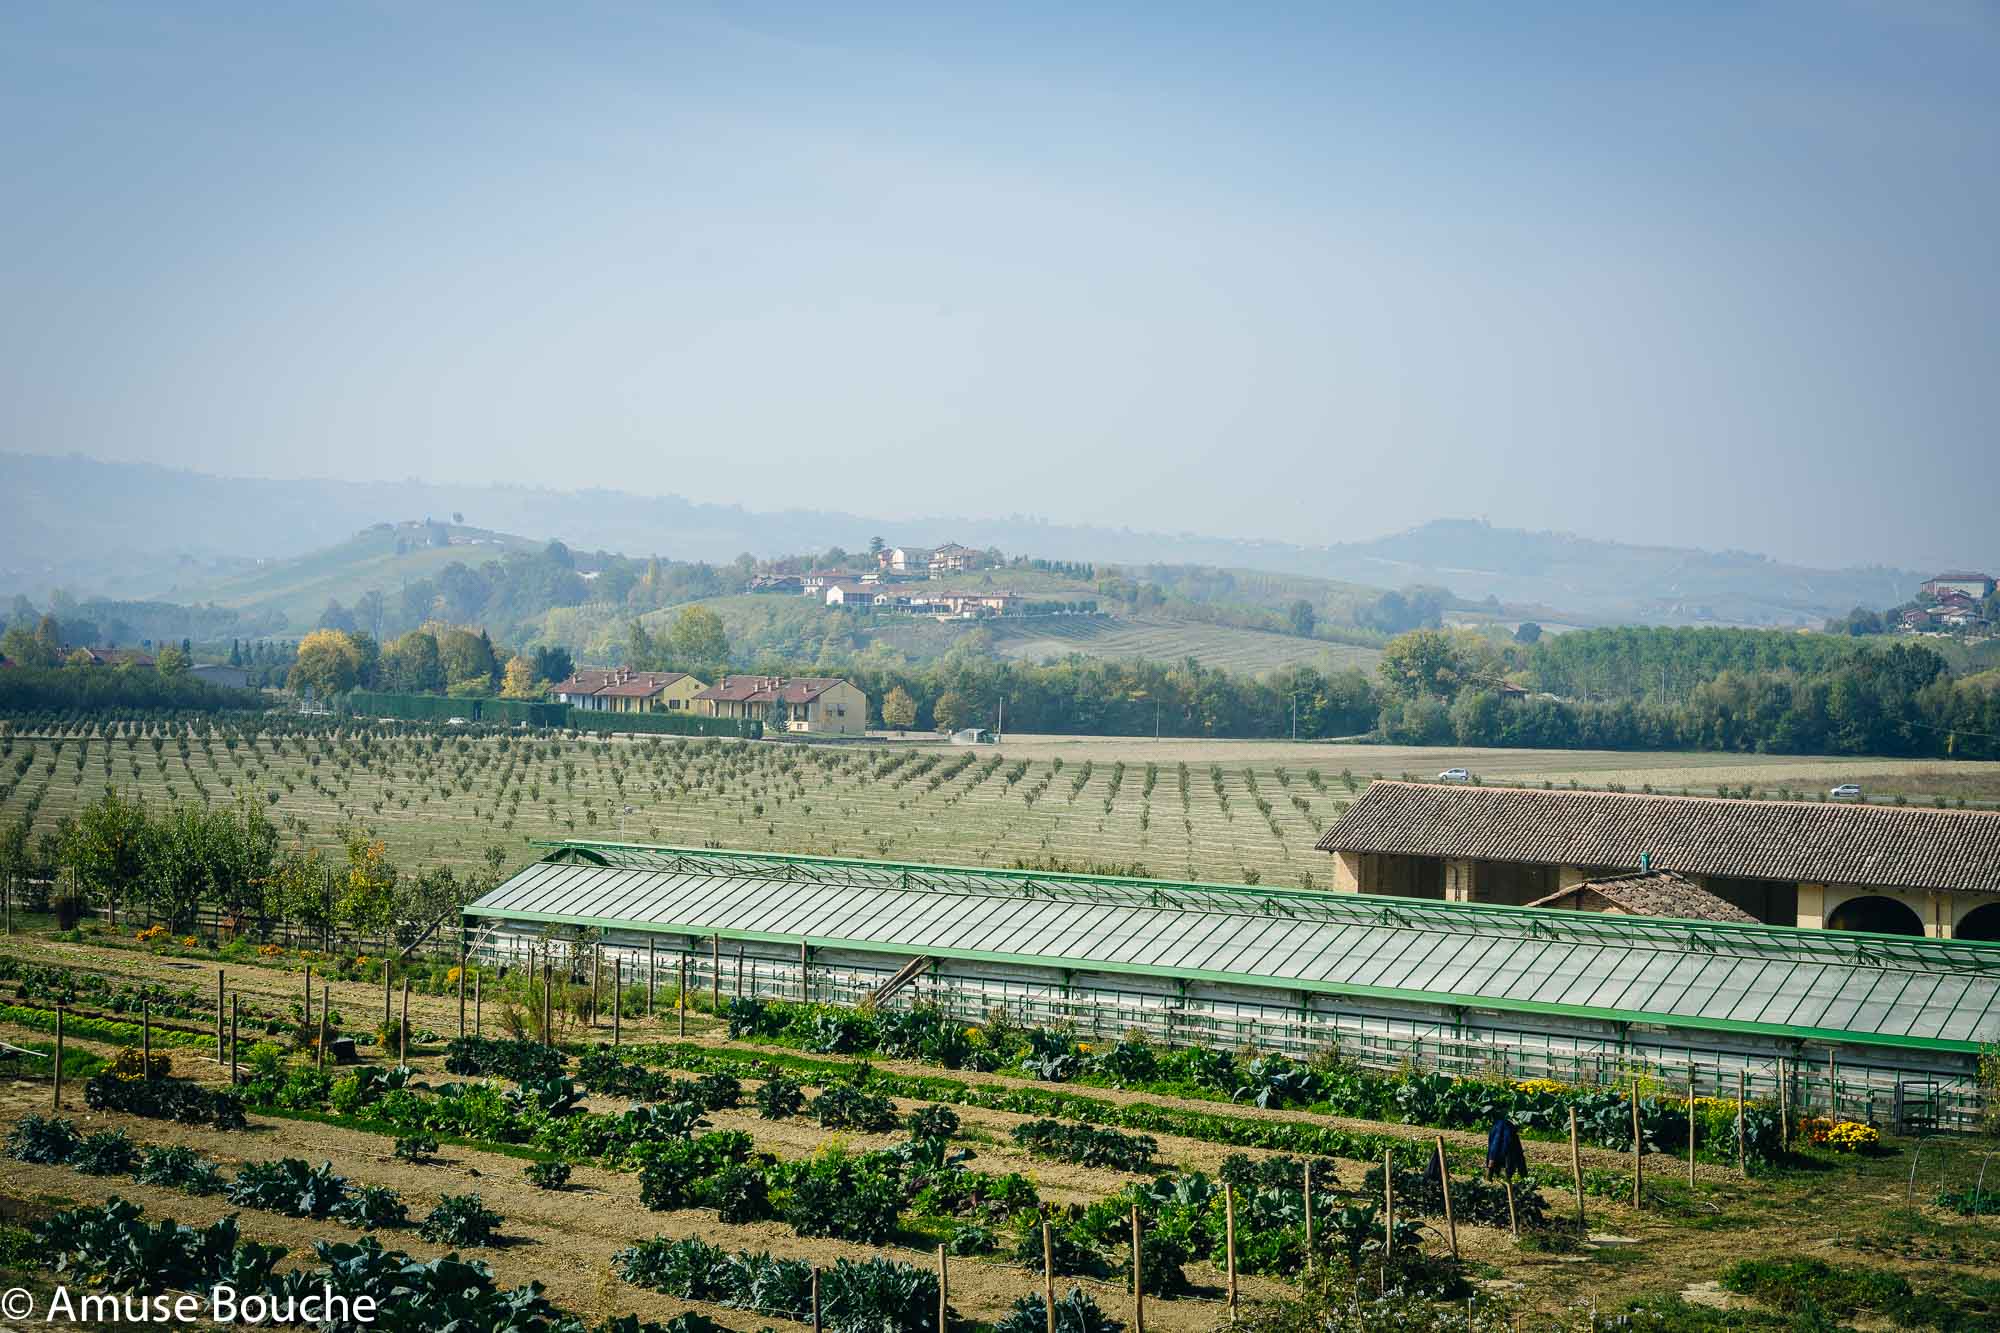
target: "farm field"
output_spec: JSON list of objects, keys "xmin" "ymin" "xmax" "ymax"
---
[
  {"xmin": 986, "ymin": 615, "xmax": 1382, "ymax": 675},
  {"xmin": 5, "ymin": 726, "xmax": 1999, "ymax": 888},
  {"xmin": 3, "ymin": 928, "xmax": 1999, "ymax": 1332}
]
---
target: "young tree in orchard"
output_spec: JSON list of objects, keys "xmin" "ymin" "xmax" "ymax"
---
[
  {"xmin": 142, "ymin": 805, "xmax": 214, "ymax": 931},
  {"xmin": 882, "ymin": 685, "xmax": 917, "ymax": 734},
  {"xmin": 338, "ymin": 832, "xmax": 400, "ymax": 939},
  {"xmin": 291, "ymin": 629, "xmax": 363, "ymax": 698}
]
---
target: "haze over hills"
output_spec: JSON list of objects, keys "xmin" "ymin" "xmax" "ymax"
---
[{"xmin": 0, "ymin": 451, "xmax": 1930, "ymax": 625}]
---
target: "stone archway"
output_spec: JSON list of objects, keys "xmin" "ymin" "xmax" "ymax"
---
[
  {"xmin": 1825, "ymin": 895, "xmax": 1925, "ymax": 937},
  {"xmin": 1955, "ymin": 902, "xmax": 2000, "ymax": 942}
]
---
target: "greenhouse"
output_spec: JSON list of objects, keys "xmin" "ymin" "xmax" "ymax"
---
[{"xmin": 463, "ymin": 841, "xmax": 2000, "ymax": 1130}]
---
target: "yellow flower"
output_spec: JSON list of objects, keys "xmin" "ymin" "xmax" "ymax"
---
[{"xmin": 1513, "ymin": 1078, "xmax": 1568, "ymax": 1095}]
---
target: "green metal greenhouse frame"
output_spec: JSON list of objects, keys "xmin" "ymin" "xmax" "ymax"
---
[{"xmin": 463, "ymin": 840, "xmax": 2000, "ymax": 1057}]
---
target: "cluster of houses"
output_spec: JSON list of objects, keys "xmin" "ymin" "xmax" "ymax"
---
[
  {"xmin": 548, "ymin": 668, "xmax": 870, "ymax": 737},
  {"xmin": 749, "ymin": 542, "xmax": 1022, "ymax": 619},
  {"xmin": 1898, "ymin": 571, "xmax": 1996, "ymax": 636}
]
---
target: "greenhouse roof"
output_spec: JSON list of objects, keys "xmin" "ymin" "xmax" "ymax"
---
[{"xmin": 463, "ymin": 841, "xmax": 2000, "ymax": 1053}]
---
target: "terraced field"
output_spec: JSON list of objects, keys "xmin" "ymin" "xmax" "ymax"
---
[{"xmin": 988, "ymin": 615, "xmax": 1381, "ymax": 675}]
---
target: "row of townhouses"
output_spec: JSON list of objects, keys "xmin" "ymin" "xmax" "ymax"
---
[{"xmin": 548, "ymin": 669, "xmax": 869, "ymax": 736}]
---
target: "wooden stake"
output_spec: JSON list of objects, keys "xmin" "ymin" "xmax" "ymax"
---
[
  {"xmin": 542, "ymin": 960, "xmax": 553, "ymax": 1047},
  {"xmin": 936, "ymin": 1243, "xmax": 949, "ymax": 1332},
  {"xmin": 303, "ymin": 964, "xmax": 311, "ymax": 1032},
  {"xmin": 142, "ymin": 997, "xmax": 152, "ymax": 1075},
  {"xmin": 1041, "ymin": 1220, "xmax": 1056, "ymax": 1333},
  {"xmin": 474, "ymin": 972, "xmax": 482, "ymax": 1036},
  {"xmin": 384, "ymin": 957, "xmax": 392, "ymax": 1030},
  {"xmin": 229, "ymin": 995, "xmax": 239, "ymax": 1085},
  {"xmin": 613, "ymin": 958, "xmax": 622, "ymax": 1047},
  {"xmin": 457, "ymin": 948, "xmax": 467, "ymax": 1038},
  {"xmin": 800, "ymin": 938, "xmax": 810, "ymax": 1002},
  {"xmin": 1569, "ymin": 1106, "xmax": 1585, "ymax": 1229},
  {"xmin": 316, "ymin": 984, "xmax": 327, "ymax": 1071},
  {"xmin": 810, "ymin": 1267, "xmax": 821, "ymax": 1333},
  {"xmin": 1436, "ymin": 1136, "xmax": 1458, "ymax": 1259},
  {"xmin": 678, "ymin": 957, "xmax": 688, "ymax": 1038},
  {"xmin": 1504, "ymin": 1178, "xmax": 1519, "ymax": 1239},
  {"xmin": 1688, "ymin": 1083, "xmax": 1698, "ymax": 1189},
  {"xmin": 216, "ymin": 969, "xmax": 225, "ymax": 1053},
  {"xmin": 399, "ymin": 977, "xmax": 409, "ymax": 1064},
  {"xmin": 1130, "ymin": 1205, "xmax": 1144, "ymax": 1333},
  {"xmin": 1224, "ymin": 1184, "xmax": 1237, "ymax": 1322},
  {"xmin": 735, "ymin": 948, "xmax": 744, "ymax": 1001},
  {"xmin": 1382, "ymin": 1149, "xmax": 1395, "ymax": 1256},
  {"xmin": 1778, "ymin": 1057, "xmax": 1789, "ymax": 1152},
  {"xmin": 1631, "ymin": 1079, "xmax": 1643, "ymax": 1208},
  {"xmin": 1737, "ymin": 1068, "xmax": 1747, "ymax": 1177},
  {"xmin": 591, "ymin": 946, "xmax": 600, "ymax": 1027},
  {"xmin": 647, "ymin": 937, "xmax": 656, "ymax": 1015},
  {"xmin": 712, "ymin": 935, "xmax": 721, "ymax": 1011},
  {"xmin": 52, "ymin": 1003, "xmax": 64, "ymax": 1109},
  {"xmin": 1302, "ymin": 1162, "xmax": 1314, "ymax": 1271}
]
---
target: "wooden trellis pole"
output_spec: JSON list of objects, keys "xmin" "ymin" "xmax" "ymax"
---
[
  {"xmin": 1737, "ymin": 1069, "xmax": 1747, "ymax": 1177},
  {"xmin": 936, "ymin": 1244, "xmax": 948, "ymax": 1332},
  {"xmin": 1302, "ymin": 1162, "xmax": 1314, "ymax": 1271},
  {"xmin": 1224, "ymin": 1184, "xmax": 1237, "ymax": 1322},
  {"xmin": 1041, "ymin": 1220, "xmax": 1056, "ymax": 1333},
  {"xmin": 1130, "ymin": 1206, "xmax": 1145, "ymax": 1333},
  {"xmin": 1436, "ymin": 1136, "xmax": 1458, "ymax": 1259},
  {"xmin": 1569, "ymin": 1107, "xmax": 1585, "ymax": 1228},
  {"xmin": 810, "ymin": 1268, "xmax": 821, "ymax": 1333},
  {"xmin": 1631, "ymin": 1079, "xmax": 1643, "ymax": 1208},
  {"xmin": 1382, "ymin": 1149, "xmax": 1395, "ymax": 1256}
]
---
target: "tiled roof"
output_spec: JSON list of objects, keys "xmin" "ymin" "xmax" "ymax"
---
[
  {"xmin": 1317, "ymin": 781, "xmax": 2000, "ymax": 895},
  {"xmin": 693, "ymin": 675, "xmax": 849, "ymax": 704},
  {"xmin": 1525, "ymin": 870, "xmax": 1759, "ymax": 923},
  {"xmin": 552, "ymin": 669, "xmax": 690, "ymax": 699}
]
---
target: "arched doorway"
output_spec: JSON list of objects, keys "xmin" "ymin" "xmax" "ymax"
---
[
  {"xmin": 1825, "ymin": 895, "xmax": 1924, "ymax": 936},
  {"xmin": 1955, "ymin": 902, "xmax": 2000, "ymax": 941}
]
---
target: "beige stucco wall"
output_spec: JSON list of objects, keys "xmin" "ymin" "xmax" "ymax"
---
[{"xmin": 803, "ymin": 681, "xmax": 868, "ymax": 736}]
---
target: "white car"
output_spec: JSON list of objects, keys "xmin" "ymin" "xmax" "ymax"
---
[
  {"xmin": 446, "ymin": 716, "xmax": 469, "ymax": 726},
  {"xmin": 1437, "ymin": 768, "xmax": 1471, "ymax": 783},
  {"xmin": 1829, "ymin": 783, "xmax": 1863, "ymax": 800}
]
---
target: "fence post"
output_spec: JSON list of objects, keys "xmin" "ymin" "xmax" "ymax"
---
[
  {"xmin": 52, "ymin": 1003, "xmax": 64, "ymax": 1109},
  {"xmin": 810, "ymin": 1268, "xmax": 821, "ymax": 1333},
  {"xmin": 800, "ymin": 938, "xmax": 811, "ymax": 1002},
  {"xmin": 736, "ymin": 948, "xmax": 744, "ymax": 1001},
  {"xmin": 1436, "ymin": 1135, "xmax": 1458, "ymax": 1258},
  {"xmin": 1569, "ymin": 1106, "xmax": 1585, "ymax": 1229},
  {"xmin": 1224, "ymin": 1184, "xmax": 1237, "ymax": 1322}
]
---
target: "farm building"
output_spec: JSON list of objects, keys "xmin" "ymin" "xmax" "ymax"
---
[
  {"xmin": 1317, "ymin": 782, "xmax": 2000, "ymax": 939},
  {"xmin": 464, "ymin": 840, "xmax": 2000, "ymax": 1131}
]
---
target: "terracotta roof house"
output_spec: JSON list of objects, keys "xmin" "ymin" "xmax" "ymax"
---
[
  {"xmin": 1524, "ymin": 869, "xmax": 1759, "ymax": 923},
  {"xmin": 1317, "ymin": 780, "xmax": 2000, "ymax": 939},
  {"xmin": 692, "ymin": 675, "xmax": 869, "ymax": 737},
  {"xmin": 551, "ymin": 668, "xmax": 705, "ymax": 715},
  {"xmin": 1923, "ymin": 572, "xmax": 1996, "ymax": 600}
]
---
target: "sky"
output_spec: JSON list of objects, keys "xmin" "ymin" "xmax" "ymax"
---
[{"xmin": 1, "ymin": 1, "xmax": 1995, "ymax": 571}]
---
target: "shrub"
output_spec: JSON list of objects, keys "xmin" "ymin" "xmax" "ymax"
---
[
  {"xmin": 418, "ymin": 1192, "xmax": 502, "ymax": 1247},
  {"xmin": 524, "ymin": 1159, "xmax": 572, "ymax": 1190},
  {"xmin": 5, "ymin": 1113, "xmax": 82, "ymax": 1165},
  {"xmin": 330, "ymin": 1184, "xmax": 409, "ymax": 1231}
]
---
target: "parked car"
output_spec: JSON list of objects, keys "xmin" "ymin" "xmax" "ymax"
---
[
  {"xmin": 446, "ymin": 716, "xmax": 469, "ymax": 725},
  {"xmin": 1829, "ymin": 783, "xmax": 1863, "ymax": 800},
  {"xmin": 1437, "ymin": 768, "xmax": 1471, "ymax": 783}
]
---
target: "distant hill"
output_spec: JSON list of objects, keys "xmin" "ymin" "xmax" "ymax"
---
[{"xmin": 0, "ymin": 452, "xmax": 1931, "ymax": 625}]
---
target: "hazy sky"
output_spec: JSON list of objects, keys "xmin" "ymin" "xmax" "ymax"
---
[{"xmin": 3, "ymin": 2, "xmax": 1994, "ymax": 569}]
